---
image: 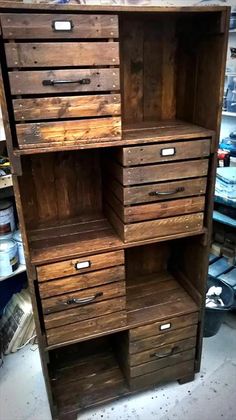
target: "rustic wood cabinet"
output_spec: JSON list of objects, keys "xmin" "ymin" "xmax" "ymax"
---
[{"xmin": 0, "ymin": 2, "xmax": 230, "ymax": 419}]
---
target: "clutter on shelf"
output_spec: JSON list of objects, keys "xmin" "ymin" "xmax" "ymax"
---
[
  {"xmin": 215, "ymin": 167, "xmax": 236, "ymax": 208},
  {"xmin": 220, "ymin": 131, "xmax": 236, "ymax": 167}
]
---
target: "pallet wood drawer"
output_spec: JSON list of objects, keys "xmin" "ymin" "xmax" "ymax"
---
[
  {"xmin": 107, "ymin": 177, "xmax": 207, "ymax": 206},
  {"xmin": 1, "ymin": 14, "xmax": 119, "ymax": 39},
  {"xmin": 37, "ymin": 250, "xmax": 124, "ymax": 281},
  {"xmin": 130, "ymin": 312, "xmax": 199, "ymax": 342},
  {"xmin": 118, "ymin": 139, "xmax": 211, "ymax": 166},
  {"xmin": 109, "ymin": 159, "xmax": 209, "ymax": 186},
  {"xmin": 39, "ymin": 266, "xmax": 125, "ymax": 299},
  {"xmin": 9, "ymin": 69, "xmax": 120, "ymax": 95},
  {"xmin": 5, "ymin": 42, "xmax": 120, "ymax": 68}
]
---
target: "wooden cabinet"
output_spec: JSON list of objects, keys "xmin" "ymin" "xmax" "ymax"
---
[{"xmin": 0, "ymin": 2, "xmax": 229, "ymax": 419}]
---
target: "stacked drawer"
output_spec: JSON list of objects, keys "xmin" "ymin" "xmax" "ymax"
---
[
  {"xmin": 37, "ymin": 250, "xmax": 126, "ymax": 347},
  {"xmin": 106, "ymin": 139, "xmax": 210, "ymax": 242},
  {"xmin": 1, "ymin": 13, "xmax": 121, "ymax": 149},
  {"xmin": 118, "ymin": 313, "xmax": 198, "ymax": 390}
]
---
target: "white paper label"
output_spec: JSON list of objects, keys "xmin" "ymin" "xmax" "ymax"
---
[
  {"xmin": 161, "ymin": 148, "xmax": 175, "ymax": 157},
  {"xmin": 54, "ymin": 21, "xmax": 72, "ymax": 31},
  {"xmin": 75, "ymin": 261, "xmax": 90, "ymax": 270},
  {"xmin": 160, "ymin": 323, "xmax": 171, "ymax": 331}
]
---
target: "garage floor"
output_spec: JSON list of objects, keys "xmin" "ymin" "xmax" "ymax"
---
[{"xmin": 1, "ymin": 314, "xmax": 236, "ymax": 420}]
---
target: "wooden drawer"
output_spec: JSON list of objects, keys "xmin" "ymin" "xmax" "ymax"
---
[
  {"xmin": 130, "ymin": 312, "xmax": 199, "ymax": 342},
  {"xmin": 1, "ymin": 14, "xmax": 119, "ymax": 39},
  {"xmin": 37, "ymin": 250, "xmax": 124, "ymax": 281},
  {"xmin": 106, "ymin": 177, "xmax": 207, "ymax": 206},
  {"xmin": 117, "ymin": 139, "xmax": 211, "ymax": 166},
  {"xmin": 109, "ymin": 159, "xmax": 209, "ymax": 186},
  {"xmin": 9, "ymin": 69, "xmax": 120, "ymax": 95},
  {"xmin": 5, "ymin": 42, "xmax": 119, "ymax": 68},
  {"xmin": 39, "ymin": 266, "xmax": 125, "ymax": 299}
]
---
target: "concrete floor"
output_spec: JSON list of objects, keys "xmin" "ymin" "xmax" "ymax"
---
[{"xmin": 1, "ymin": 315, "xmax": 236, "ymax": 420}]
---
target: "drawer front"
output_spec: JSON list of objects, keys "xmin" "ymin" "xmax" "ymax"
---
[
  {"xmin": 1, "ymin": 14, "xmax": 119, "ymax": 39},
  {"xmin": 37, "ymin": 250, "xmax": 124, "ymax": 281},
  {"xmin": 130, "ymin": 313, "xmax": 199, "ymax": 341},
  {"xmin": 129, "ymin": 324, "xmax": 198, "ymax": 354},
  {"xmin": 16, "ymin": 116, "xmax": 121, "ymax": 148},
  {"xmin": 41, "ymin": 280, "xmax": 126, "ymax": 314},
  {"xmin": 130, "ymin": 348, "xmax": 196, "ymax": 378},
  {"xmin": 130, "ymin": 337, "xmax": 197, "ymax": 367},
  {"xmin": 9, "ymin": 69, "xmax": 120, "ymax": 95},
  {"xmin": 13, "ymin": 94, "xmax": 121, "ymax": 122},
  {"xmin": 39, "ymin": 265, "xmax": 125, "ymax": 299},
  {"xmin": 5, "ymin": 42, "xmax": 119, "ymax": 68},
  {"xmin": 119, "ymin": 139, "xmax": 211, "ymax": 166},
  {"xmin": 46, "ymin": 311, "xmax": 127, "ymax": 347}
]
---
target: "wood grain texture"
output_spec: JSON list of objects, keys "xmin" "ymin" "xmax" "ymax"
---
[
  {"xmin": 9, "ymin": 68, "xmax": 120, "ymax": 95},
  {"xmin": 16, "ymin": 117, "xmax": 121, "ymax": 147},
  {"xmin": 118, "ymin": 139, "xmax": 210, "ymax": 166},
  {"xmin": 1, "ymin": 13, "xmax": 119, "ymax": 39},
  {"xmin": 37, "ymin": 250, "xmax": 124, "ymax": 281},
  {"xmin": 107, "ymin": 177, "xmax": 207, "ymax": 206},
  {"xmin": 5, "ymin": 42, "xmax": 120, "ymax": 68},
  {"xmin": 13, "ymin": 94, "xmax": 121, "ymax": 121}
]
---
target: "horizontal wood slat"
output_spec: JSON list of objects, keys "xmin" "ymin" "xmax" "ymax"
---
[
  {"xmin": 9, "ymin": 68, "xmax": 120, "ymax": 95},
  {"xmin": 13, "ymin": 94, "xmax": 121, "ymax": 121},
  {"xmin": 37, "ymin": 250, "xmax": 124, "ymax": 281},
  {"xmin": 5, "ymin": 42, "xmax": 120, "ymax": 67},
  {"xmin": 1, "ymin": 14, "xmax": 119, "ymax": 39},
  {"xmin": 16, "ymin": 117, "xmax": 121, "ymax": 147},
  {"xmin": 119, "ymin": 139, "xmax": 211, "ymax": 166}
]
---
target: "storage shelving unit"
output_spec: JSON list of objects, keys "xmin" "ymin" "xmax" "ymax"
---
[{"xmin": 0, "ymin": 2, "xmax": 229, "ymax": 419}]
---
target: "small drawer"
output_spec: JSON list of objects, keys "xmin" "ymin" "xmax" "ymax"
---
[
  {"xmin": 5, "ymin": 42, "xmax": 119, "ymax": 68},
  {"xmin": 130, "ymin": 313, "xmax": 199, "ymax": 342},
  {"xmin": 1, "ymin": 14, "xmax": 119, "ymax": 39},
  {"xmin": 41, "ymin": 280, "xmax": 126, "ymax": 315},
  {"xmin": 118, "ymin": 139, "xmax": 211, "ymax": 166},
  {"xmin": 37, "ymin": 250, "xmax": 124, "ymax": 281}
]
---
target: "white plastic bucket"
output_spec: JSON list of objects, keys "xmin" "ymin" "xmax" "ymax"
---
[
  {"xmin": 0, "ymin": 239, "xmax": 19, "ymax": 277},
  {"xmin": 0, "ymin": 200, "xmax": 15, "ymax": 237},
  {"xmin": 13, "ymin": 230, "xmax": 25, "ymax": 265}
]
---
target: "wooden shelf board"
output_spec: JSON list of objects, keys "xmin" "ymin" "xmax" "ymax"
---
[
  {"xmin": 222, "ymin": 111, "xmax": 236, "ymax": 117},
  {"xmin": 13, "ymin": 120, "xmax": 215, "ymax": 156},
  {"xmin": 0, "ymin": 264, "xmax": 26, "ymax": 282},
  {"xmin": 0, "ymin": 174, "xmax": 12, "ymax": 189}
]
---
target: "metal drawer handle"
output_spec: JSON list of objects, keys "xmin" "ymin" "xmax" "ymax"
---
[
  {"xmin": 42, "ymin": 79, "xmax": 91, "ymax": 86},
  {"xmin": 149, "ymin": 187, "xmax": 185, "ymax": 197},
  {"xmin": 150, "ymin": 346, "xmax": 179, "ymax": 359},
  {"xmin": 65, "ymin": 292, "xmax": 103, "ymax": 306},
  {"xmin": 75, "ymin": 261, "xmax": 91, "ymax": 270}
]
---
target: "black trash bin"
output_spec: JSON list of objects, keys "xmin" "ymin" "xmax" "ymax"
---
[{"xmin": 204, "ymin": 275, "xmax": 235, "ymax": 338}]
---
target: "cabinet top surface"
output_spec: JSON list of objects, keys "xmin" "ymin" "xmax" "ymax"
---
[{"xmin": 0, "ymin": 1, "xmax": 230, "ymax": 13}]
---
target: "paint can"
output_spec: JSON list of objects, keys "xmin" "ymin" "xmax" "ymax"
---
[
  {"xmin": 13, "ymin": 230, "xmax": 25, "ymax": 265},
  {"xmin": 0, "ymin": 239, "xmax": 19, "ymax": 277},
  {"xmin": 0, "ymin": 200, "xmax": 15, "ymax": 237}
]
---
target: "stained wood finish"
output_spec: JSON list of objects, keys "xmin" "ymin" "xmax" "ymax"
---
[
  {"xmin": 109, "ymin": 159, "xmax": 209, "ymax": 186},
  {"xmin": 37, "ymin": 250, "xmax": 124, "ymax": 281},
  {"xmin": 13, "ymin": 94, "xmax": 121, "ymax": 121},
  {"xmin": 118, "ymin": 139, "xmax": 210, "ymax": 166},
  {"xmin": 107, "ymin": 177, "xmax": 207, "ymax": 206},
  {"xmin": 1, "ymin": 14, "xmax": 119, "ymax": 39},
  {"xmin": 9, "ymin": 69, "xmax": 120, "ymax": 95},
  {"xmin": 16, "ymin": 117, "xmax": 121, "ymax": 148},
  {"xmin": 5, "ymin": 42, "xmax": 120, "ymax": 68}
]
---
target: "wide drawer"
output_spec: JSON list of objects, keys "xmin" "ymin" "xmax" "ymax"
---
[
  {"xmin": 37, "ymin": 250, "xmax": 124, "ymax": 281},
  {"xmin": 107, "ymin": 177, "xmax": 207, "ymax": 206},
  {"xmin": 9, "ymin": 69, "xmax": 120, "ymax": 95},
  {"xmin": 109, "ymin": 159, "xmax": 209, "ymax": 186},
  {"xmin": 118, "ymin": 139, "xmax": 211, "ymax": 166},
  {"xmin": 5, "ymin": 42, "xmax": 119, "ymax": 68},
  {"xmin": 130, "ymin": 312, "xmax": 199, "ymax": 341},
  {"xmin": 39, "ymin": 265, "xmax": 125, "ymax": 299},
  {"xmin": 1, "ymin": 14, "xmax": 119, "ymax": 39}
]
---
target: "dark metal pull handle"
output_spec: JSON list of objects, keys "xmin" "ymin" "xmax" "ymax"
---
[
  {"xmin": 149, "ymin": 187, "xmax": 185, "ymax": 197},
  {"xmin": 150, "ymin": 346, "xmax": 178, "ymax": 359},
  {"xmin": 42, "ymin": 78, "xmax": 91, "ymax": 86},
  {"xmin": 65, "ymin": 292, "xmax": 103, "ymax": 306}
]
